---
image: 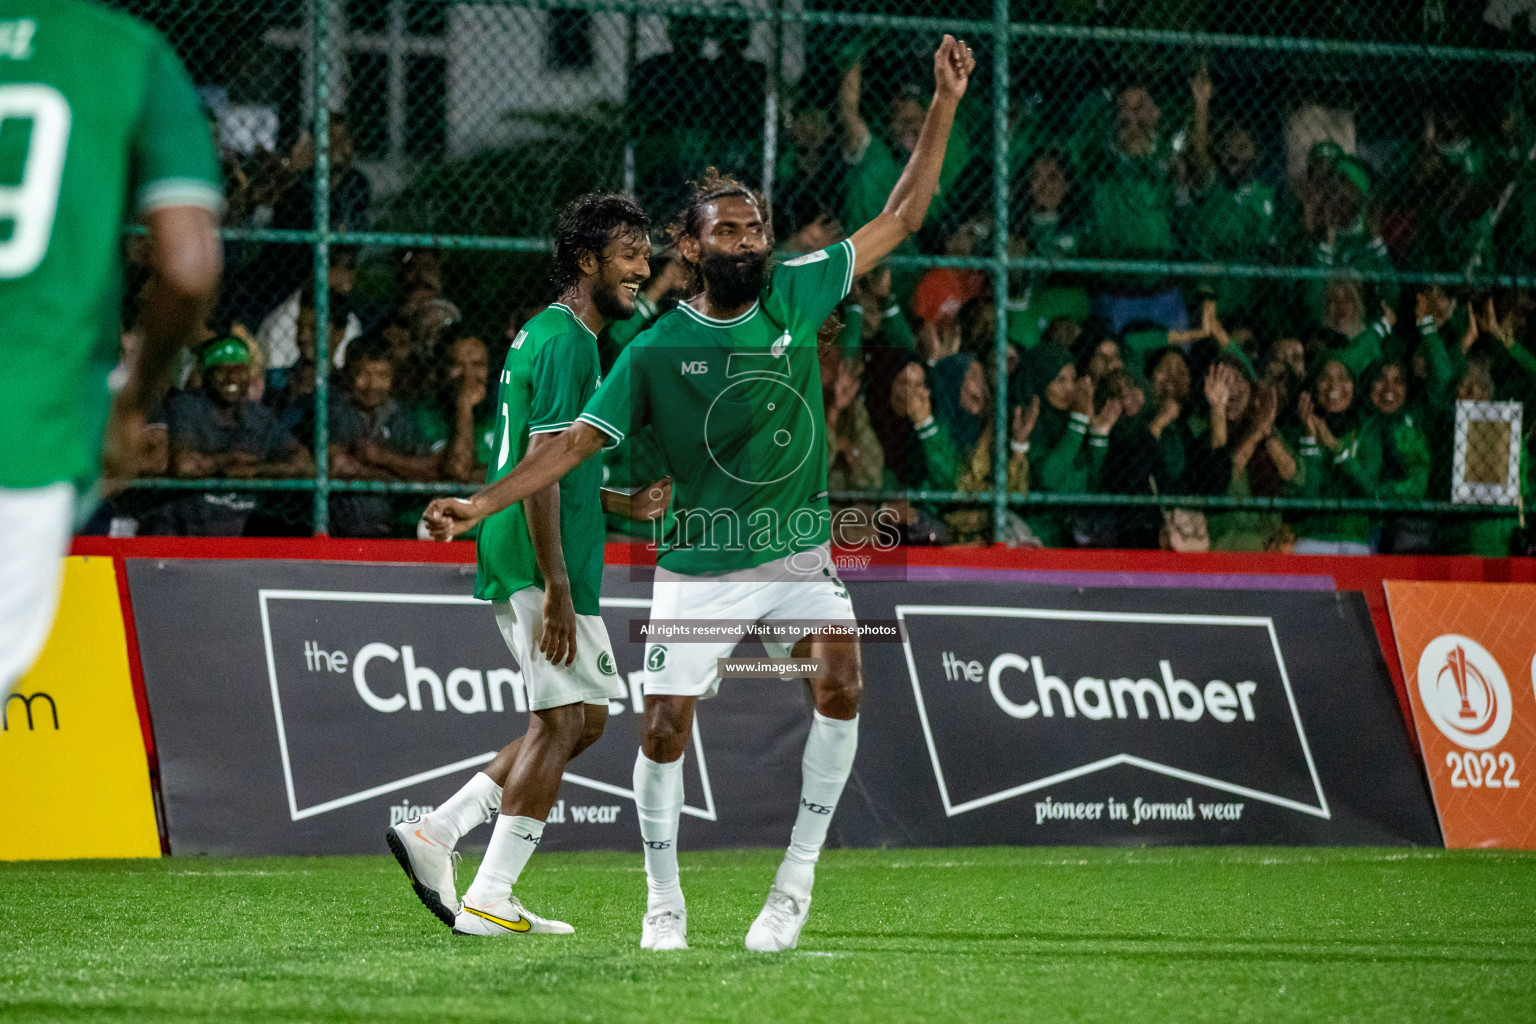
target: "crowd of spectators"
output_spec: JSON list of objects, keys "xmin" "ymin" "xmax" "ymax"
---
[{"xmin": 98, "ymin": 25, "xmax": 1536, "ymax": 555}]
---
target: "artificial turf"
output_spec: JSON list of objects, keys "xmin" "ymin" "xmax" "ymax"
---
[{"xmin": 1, "ymin": 847, "xmax": 1532, "ymax": 1023}]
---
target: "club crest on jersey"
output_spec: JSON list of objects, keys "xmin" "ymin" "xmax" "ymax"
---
[{"xmin": 771, "ymin": 332, "xmax": 790, "ymax": 358}]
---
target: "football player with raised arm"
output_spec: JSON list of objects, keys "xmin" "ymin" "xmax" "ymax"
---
[{"xmin": 424, "ymin": 37, "xmax": 973, "ymax": 951}]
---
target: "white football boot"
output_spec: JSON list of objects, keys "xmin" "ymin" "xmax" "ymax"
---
[
  {"xmin": 744, "ymin": 886, "xmax": 810, "ymax": 952},
  {"xmin": 453, "ymin": 896, "xmax": 574, "ymax": 936},
  {"xmin": 386, "ymin": 820, "xmax": 461, "ymax": 927},
  {"xmin": 640, "ymin": 907, "xmax": 689, "ymax": 951}
]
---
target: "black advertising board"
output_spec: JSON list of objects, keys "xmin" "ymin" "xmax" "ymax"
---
[
  {"xmin": 127, "ymin": 560, "xmax": 1440, "ymax": 854},
  {"xmin": 837, "ymin": 584, "xmax": 1440, "ymax": 847},
  {"xmin": 127, "ymin": 559, "xmax": 810, "ymax": 855}
]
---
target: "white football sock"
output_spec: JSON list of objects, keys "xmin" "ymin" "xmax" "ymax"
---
[
  {"xmin": 421, "ymin": 771, "xmax": 502, "ymax": 845},
  {"xmin": 633, "ymin": 749, "xmax": 685, "ymax": 911},
  {"xmin": 774, "ymin": 711, "xmax": 859, "ymax": 899},
  {"xmin": 464, "ymin": 814, "xmax": 544, "ymax": 907}
]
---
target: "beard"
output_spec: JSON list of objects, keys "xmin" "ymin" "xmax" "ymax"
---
[
  {"xmin": 592, "ymin": 280, "xmax": 636, "ymax": 322},
  {"xmin": 699, "ymin": 248, "xmax": 769, "ymax": 309}
]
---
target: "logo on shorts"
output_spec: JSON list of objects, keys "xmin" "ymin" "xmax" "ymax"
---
[
  {"xmin": 1416, "ymin": 634, "xmax": 1512, "ymax": 750},
  {"xmin": 646, "ymin": 646, "xmax": 668, "ymax": 671},
  {"xmin": 598, "ymin": 651, "xmax": 617, "ymax": 676}
]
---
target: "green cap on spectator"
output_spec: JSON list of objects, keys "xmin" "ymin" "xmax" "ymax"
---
[
  {"xmin": 200, "ymin": 336, "xmax": 251, "ymax": 370},
  {"xmin": 1335, "ymin": 156, "xmax": 1372, "ymax": 198}
]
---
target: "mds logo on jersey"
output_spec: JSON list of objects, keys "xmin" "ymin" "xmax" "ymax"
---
[{"xmin": 681, "ymin": 360, "xmax": 709, "ymax": 375}]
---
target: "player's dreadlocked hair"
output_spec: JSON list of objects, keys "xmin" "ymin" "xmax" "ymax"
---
[
  {"xmin": 551, "ymin": 192, "xmax": 650, "ymax": 294},
  {"xmin": 666, "ymin": 168, "xmax": 769, "ymax": 293}
]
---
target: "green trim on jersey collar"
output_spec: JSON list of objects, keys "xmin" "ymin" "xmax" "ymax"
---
[
  {"xmin": 550, "ymin": 302, "xmax": 599, "ymax": 341},
  {"xmin": 677, "ymin": 299, "xmax": 761, "ymax": 328}
]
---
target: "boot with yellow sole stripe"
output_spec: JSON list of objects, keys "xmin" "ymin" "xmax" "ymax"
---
[{"xmin": 452, "ymin": 896, "xmax": 574, "ymax": 936}]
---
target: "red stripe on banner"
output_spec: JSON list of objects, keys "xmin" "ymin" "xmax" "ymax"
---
[
  {"xmin": 71, "ymin": 536, "xmax": 478, "ymax": 563},
  {"xmin": 109, "ymin": 553, "xmax": 169, "ymax": 855}
]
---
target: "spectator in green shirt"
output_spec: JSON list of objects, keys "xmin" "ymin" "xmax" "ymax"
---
[
  {"xmin": 1435, "ymin": 296, "xmax": 1536, "ymax": 556},
  {"xmin": 1180, "ymin": 61, "xmax": 1277, "ymax": 323},
  {"xmin": 1313, "ymin": 278, "xmax": 1397, "ymax": 378},
  {"xmin": 1015, "ymin": 344, "xmax": 1120, "ymax": 547},
  {"xmin": 410, "ymin": 328, "xmax": 497, "ymax": 484},
  {"xmin": 1362, "ymin": 356, "xmax": 1436, "ymax": 553},
  {"xmin": 1295, "ymin": 155, "xmax": 1399, "ymax": 322},
  {"xmin": 774, "ymin": 94, "xmax": 846, "ymax": 249},
  {"xmin": 1080, "ymin": 82, "xmax": 1187, "ymax": 333},
  {"xmin": 1261, "ymin": 335, "xmax": 1309, "ymax": 421},
  {"xmin": 1008, "ymin": 151, "xmax": 1092, "ymax": 350},
  {"xmin": 1285, "ymin": 357, "xmax": 1377, "ymax": 554},
  {"xmin": 843, "ymin": 263, "xmax": 916, "ymax": 359},
  {"xmin": 836, "ymin": 54, "xmax": 972, "ymax": 296},
  {"xmin": 1396, "ymin": 104, "xmax": 1499, "ymax": 273}
]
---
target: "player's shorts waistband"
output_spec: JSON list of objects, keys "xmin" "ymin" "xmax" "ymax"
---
[{"xmin": 654, "ymin": 543, "xmax": 836, "ymax": 586}]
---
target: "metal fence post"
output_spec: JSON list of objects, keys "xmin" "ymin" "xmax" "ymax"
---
[
  {"xmin": 310, "ymin": 0, "xmax": 334, "ymax": 535},
  {"xmin": 991, "ymin": 0, "xmax": 1011, "ymax": 544},
  {"xmin": 762, "ymin": 0, "xmax": 783, "ymax": 205}
]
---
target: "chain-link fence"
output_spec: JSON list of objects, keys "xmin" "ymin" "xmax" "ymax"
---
[{"xmin": 99, "ymin": 0, "xmax": 1536, "ymax": 554}]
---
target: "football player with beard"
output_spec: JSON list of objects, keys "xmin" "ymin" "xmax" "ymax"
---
[{"xmin": 423, "ymin": 37, "xmax": 974, "ymax": 951}]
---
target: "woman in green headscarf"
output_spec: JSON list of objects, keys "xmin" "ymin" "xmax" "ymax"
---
[
  {"xmin": 1357, "ymin": 356, "xmax": 1433, "ymax": 550},
  {"xmin": 1015, "ymin": 343, "xmax": 1115, "ymax": 546},
  {"xmin": 1284, "ymin": 356, "xmax": 1378, "ymax": 554},
  {"xmin": 933, "ymin": 353, "xmax": 1032, "ymax": 544},
  {"xmin": 1189, "ymin": 354, "xmax": 1292, "ymax": 551}
]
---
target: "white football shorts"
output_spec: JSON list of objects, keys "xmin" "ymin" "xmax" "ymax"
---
[
  {"xmin": 643, "ymin": 546, "xmax": 857, "ymax": 700},
  {"xmin": 0, "ymin": 483, "xmax": 76, "ymax": 692},
  {"xmin": 493, "ymin": 586, "xmax": 626, "ymax": 712}
]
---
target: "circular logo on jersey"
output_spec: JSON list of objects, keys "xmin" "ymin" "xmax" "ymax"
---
[
  {"xmin": 1416, "ymin": 634, "xmax": 1512, "ymax": 750},
  {"xmin": 646, "ymin": 645, "xmax": 668, "ymax": 672},
  {"xmin": 597, "ymin": 651, "xmax": 617, "ymax": 676},
  {"xmin": 703, "ymin": 378, "xmax": 817, "ymax": 486}
]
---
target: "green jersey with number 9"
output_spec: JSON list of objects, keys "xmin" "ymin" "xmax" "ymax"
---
[{"xmin": 0, "ymin": 0, "xmax": 221, "ymax": 492}]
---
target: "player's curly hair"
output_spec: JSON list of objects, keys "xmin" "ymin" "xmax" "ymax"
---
[
  {"xmin": 551, "ymin": 192, "xmax": 650, "ymax": 294},
  {"xmin": 666, "ymin": 168, "xmax": 770, "ymax": 292}
]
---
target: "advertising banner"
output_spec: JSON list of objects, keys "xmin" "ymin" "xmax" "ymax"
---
[
  {"xmin": 129, "ymin": 560, "xmax": 1440, "ymax": 854},
  {"xmin": 127, "ymin": 559, "xmax": 811, "ymax": 855},
  {"xmin": 1384, "ymin": 581, "xmax": 1536, "ymax": 848},
  {"xmin": 1, "ymin": 557, "xmax": 161, "ymax": 860},
  {"xmin": 836, "ymin": 583, "xmax": 1439, "ymax": 847}
]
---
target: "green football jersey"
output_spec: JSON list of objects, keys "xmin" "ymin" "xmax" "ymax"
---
[
  {"xmin": 0, "ymin": 0, "xmax": 221, "ymax": 491},
  {"xmin": 579, "ymin": 239, "xmax": 854, "ymax": 575},
  {"xmin": 475, "ymin": 303, "xmax": 607, "ymax": 614}
]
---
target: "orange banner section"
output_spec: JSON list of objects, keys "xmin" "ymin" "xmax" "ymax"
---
[
  {"xmin": 0, "ymin": 557, "xmax": 161, "ymax": 860},
  {"xmin": 1385, "ymin": 581, "xmax": 1536, "ymax": 849}
]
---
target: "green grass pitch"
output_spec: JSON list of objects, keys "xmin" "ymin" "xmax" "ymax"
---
[{"xmin": 2, "ymin": 847, "xmax": 1533, "ymax": 1023}]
